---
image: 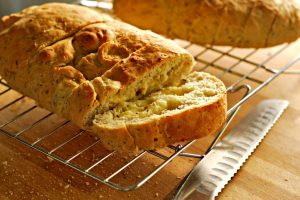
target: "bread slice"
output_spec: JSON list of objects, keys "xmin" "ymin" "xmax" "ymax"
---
[
  {"xmin": 114, "ymin": 0, "xmax": 300, "ymax": 48},
  {"xmin": 0, "ymin": 3, "xmax": 194, "ymax": 129},
  {"xmin": 91, "ymin": 72, "xmax": 227, "ymax": 151}
]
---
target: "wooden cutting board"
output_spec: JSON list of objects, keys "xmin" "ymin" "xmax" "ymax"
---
[{"xmin": 0, "ymin": 40, "xmax": 300, "ymax": 200}]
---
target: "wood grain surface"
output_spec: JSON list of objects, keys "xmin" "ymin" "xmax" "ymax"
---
[{"xmin": 0, "ymin": 38, "xmax": 300, "ymax": 200}]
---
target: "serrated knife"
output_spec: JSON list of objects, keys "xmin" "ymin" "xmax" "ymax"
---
[{"xmin": 174, "ymin": 99, "xmax": 289, "ymax": 200}]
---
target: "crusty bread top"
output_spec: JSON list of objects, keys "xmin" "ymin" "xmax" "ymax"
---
[{"xmin": 0, "ymin": 3, "xmax": 194, "ymax": 128}]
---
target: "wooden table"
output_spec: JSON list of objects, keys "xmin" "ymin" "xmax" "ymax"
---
[{"xmin": 0, "ymin": 40, "xmax": 300, "ymax": 200}]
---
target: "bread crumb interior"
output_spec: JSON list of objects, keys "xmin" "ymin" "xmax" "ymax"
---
[{"xmin": 93, "ymin": 72, "xmax": 224, "ymax": 125}]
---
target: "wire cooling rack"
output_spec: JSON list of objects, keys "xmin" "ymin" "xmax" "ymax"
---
[{"xmin": 1, "ymin": 21, "xmax": 300, "ymax": 191}]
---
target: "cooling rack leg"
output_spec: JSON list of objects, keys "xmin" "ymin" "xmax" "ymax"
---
[
  {"xmin": 205, "ymin": 106, "xmax": 240, "ymax": 154},
  {"xmin": 205, "ymin": 84, "xmax": 251, "ymax": 153}
]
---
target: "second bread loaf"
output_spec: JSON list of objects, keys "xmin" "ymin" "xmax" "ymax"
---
[{"xmin": 114, "ymin": 0, "xmax": 300, "ymax": 48}]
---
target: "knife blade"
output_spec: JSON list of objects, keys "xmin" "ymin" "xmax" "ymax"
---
[{"xmin": 174, "ymin": 99, "xmax": 289, "ymax": 200}]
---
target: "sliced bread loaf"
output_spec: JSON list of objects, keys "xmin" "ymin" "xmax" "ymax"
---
[{"xmin": 0, "ymin": 3, "xmax": 226, "ymax": 151}]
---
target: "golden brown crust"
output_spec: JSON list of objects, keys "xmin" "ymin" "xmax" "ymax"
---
[
  {"xmin": 114, "ymin": 0, "xmax": 300, "ymax": 48},
  {"xmin": 0, "ymin": 3, "xmax": 194, "ymax": 130}
]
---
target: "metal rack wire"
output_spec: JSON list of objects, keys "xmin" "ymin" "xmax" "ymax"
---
[{"xmin": 0, "ymin": 32, "xmax": 300, "ymax": 191}]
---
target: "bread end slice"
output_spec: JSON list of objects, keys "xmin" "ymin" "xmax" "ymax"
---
[{"xmin": 91, "ymin": 71, "xmax": 227, "ymax": 151}]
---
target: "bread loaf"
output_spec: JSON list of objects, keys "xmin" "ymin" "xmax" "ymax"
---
[
  {"xmin": 0, "ymin": 3, "xmax": 227, "ymax": 151},
  {"xmin": 114, "ymin": 0, "xmax": 300, "ymax": 48},
  {"xmin": 0, "ymin": 3, "xmax": 193, "ymax": 127}
]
